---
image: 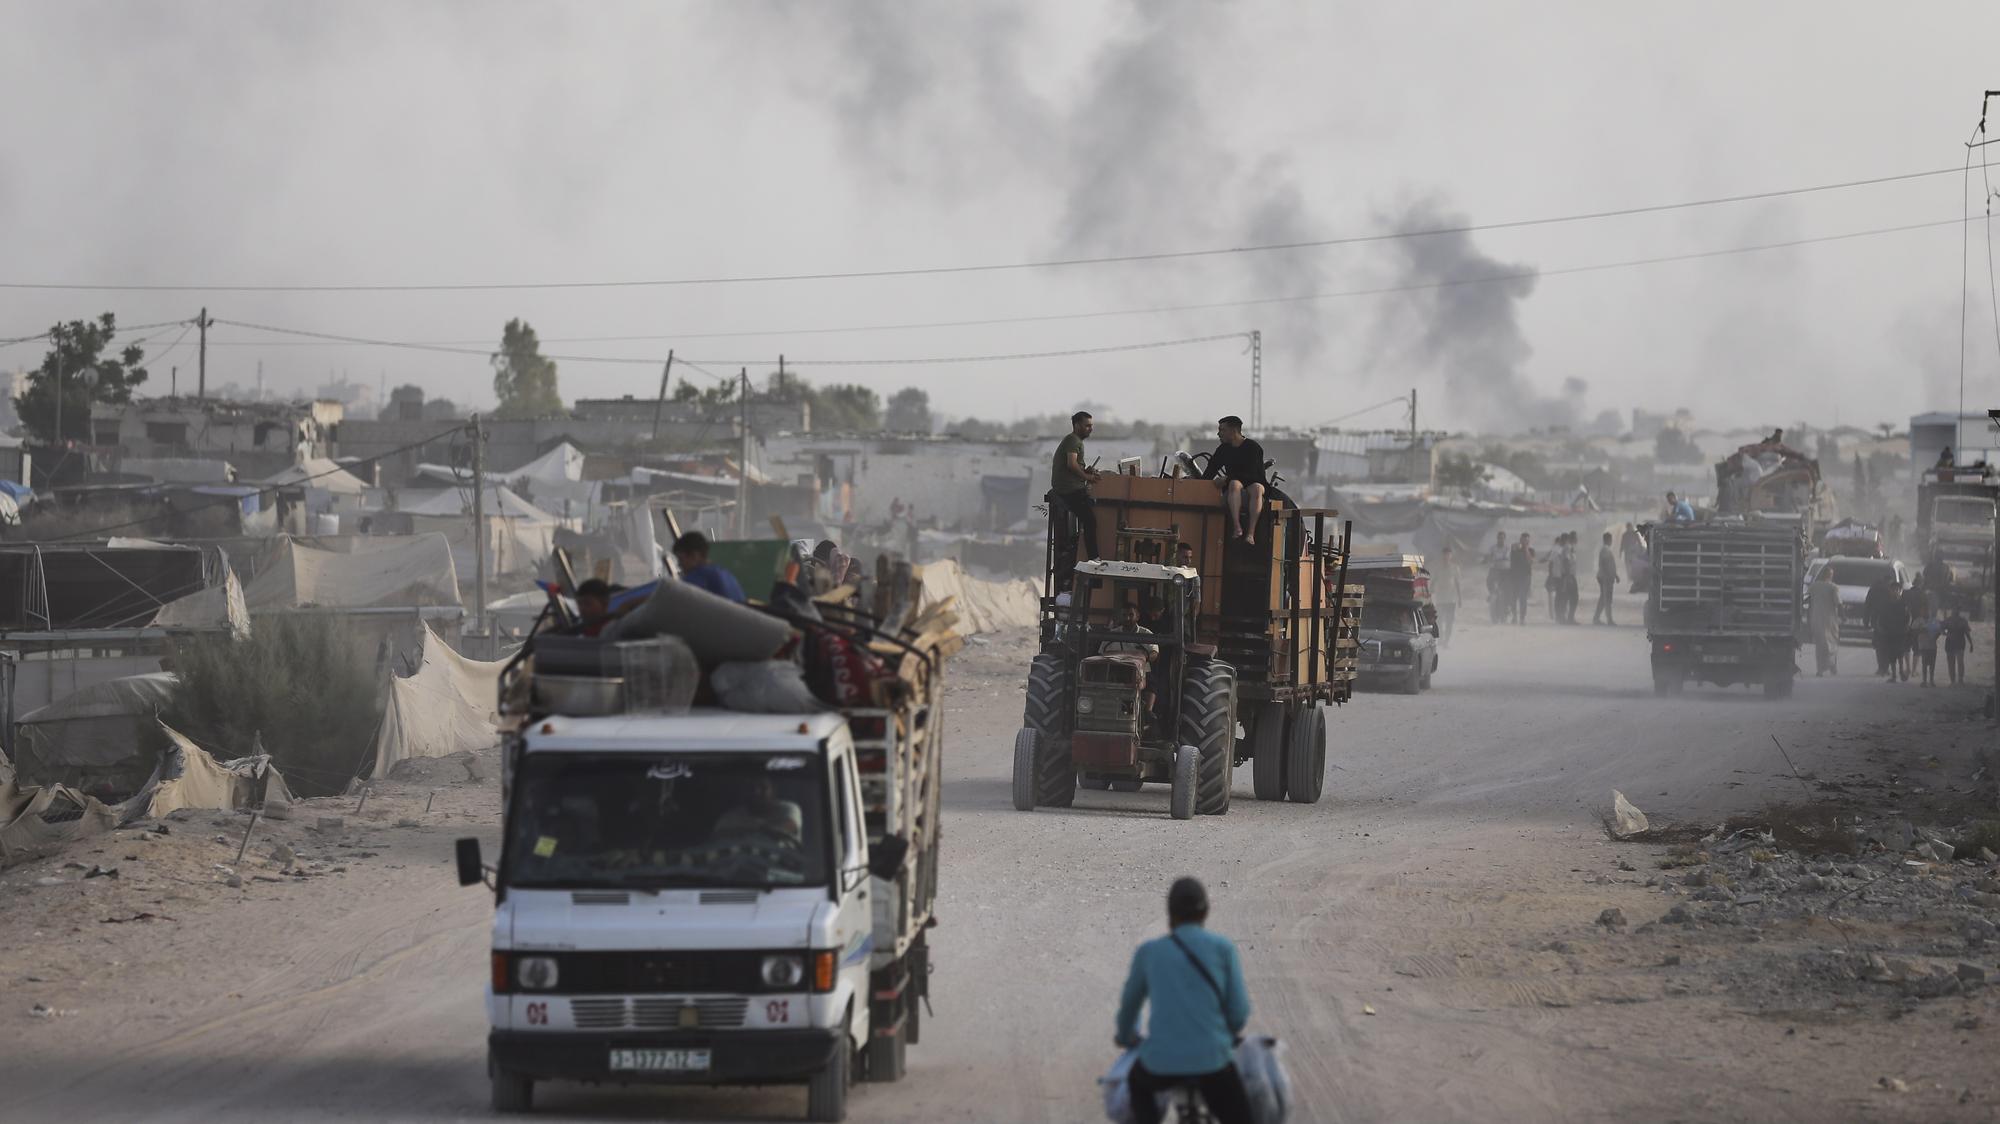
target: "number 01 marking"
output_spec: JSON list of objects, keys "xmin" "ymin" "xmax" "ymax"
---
[{"xmin": 765, "ymin": 1000, "xmax": 790, "ymax": 1024}]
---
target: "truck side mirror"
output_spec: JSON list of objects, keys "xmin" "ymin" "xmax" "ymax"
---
[
  {"xmin": 868, "ymin": 833, "xmax": 911, "ymax": 882},
  {"xmin": 455, "ymin": 838, "xmax": 485, "ymax": 887}
]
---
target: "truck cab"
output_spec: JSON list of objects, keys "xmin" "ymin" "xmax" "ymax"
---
[
  {"xmin": 1346, "ymin": 554, "xmax": 1439, "ymax": 694},
  {"xmin": 463, "ymin": 711, "xmax": 880, "ymax": 1118}
]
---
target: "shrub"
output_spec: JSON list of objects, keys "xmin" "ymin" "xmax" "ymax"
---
[{"xmin": 165, "ymin": 614, "xmax": 385, "ymax": 796}]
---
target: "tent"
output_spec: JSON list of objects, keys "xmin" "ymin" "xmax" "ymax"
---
[
  {"xmin": 511, "ymin": 442, "xmax": 585, "ymax": 484},
  {"xmin": 399, "ymin": 484, "xmax": 557, "ymax": 522},
  {"xmin": 150, "ymin": 568, "xmax": 252, "ymax": 638},
  {"xmin": 262, "ymin": 457, "xmax": 369, "ymax": 496},
  {"xmin": 13, "ymin": 673, "xmax": 179, "ymax": 791},
  {"xmin": 242, "ymin": 533, "xmax": 462, "ymax": 610},
  {"xmin": 0, "ymin": 776, "xmax": 119, "ymax": 866},
  {"xmin": 911, "ymin": 558, "xmax": 1038, "ymax": 634},
  {"xmin": 139, "ymin": 724, "xmax": 294, "ymax": 820},
  {"xmin": 369, "ymin": 625, "xmax": 504, "ymax": 778}
]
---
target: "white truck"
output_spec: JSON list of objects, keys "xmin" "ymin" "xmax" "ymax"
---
[{"xmin": 456, "ymin": 630, "xmax": 944, "ymax": 1121}]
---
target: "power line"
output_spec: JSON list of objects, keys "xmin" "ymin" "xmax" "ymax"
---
[
  {"xmin": 1, "ymin": 162, "xmax": 1991, "ymax": 294},
  {"xmin": 0, "ymin": 318, "xmax": 193, "ymax": 352},
  {"xmin": 176, "ymin": 215, "xmax": 1960, "ymax": 363},
  {"xmin": 689, "ymin": 333, "xmax": 1252, "ymax": 368}
]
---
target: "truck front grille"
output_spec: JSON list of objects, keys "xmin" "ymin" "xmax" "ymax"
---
[{"xmin": 567, "ymin": 997, "xmax": 750, "ymax": 1030}]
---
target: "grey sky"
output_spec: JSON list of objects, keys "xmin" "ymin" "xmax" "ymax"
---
[{"xmin": 3, "ymin": 1, "xmax": 1997, "ymax": 434}]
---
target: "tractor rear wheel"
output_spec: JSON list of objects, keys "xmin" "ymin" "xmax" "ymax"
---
[
  {"xmin": 1285, "ymin": 704, "xmax": 1327, "ymax": 804},
  {"xmin": 1180, "ymin": 658, "xmax": 1237, "ymax": 816},
  {"xmin": 1248, "ymin": 701, "xmax": 1288, "ymax": 802},
  {"xmin": 1023, "ymin": 653, "xmax": 1075, "ymax": 807}
]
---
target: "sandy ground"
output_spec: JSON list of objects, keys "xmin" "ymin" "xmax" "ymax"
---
[{"xmin": 1, "ymin": 586, "xmax": 1996, "ymax": 1124}]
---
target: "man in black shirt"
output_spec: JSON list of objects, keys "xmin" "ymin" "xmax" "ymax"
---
[{"xmin": 1200, "ymin": 415, "xmax": 1268, "ymax": 545}]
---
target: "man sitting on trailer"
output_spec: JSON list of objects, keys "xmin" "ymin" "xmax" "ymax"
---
[{"xmin": 1201, "ymin": 415, "xmax": 1269, "ymax": 546}]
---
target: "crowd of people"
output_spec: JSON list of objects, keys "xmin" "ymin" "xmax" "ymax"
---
[{"xmin": 1854, "ymin": 572, "xmax": 1978, "ymax": 686}]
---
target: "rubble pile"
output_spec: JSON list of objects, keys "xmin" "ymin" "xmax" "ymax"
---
[{"xmin": 1624, "ymin": 814, "xmax": 2000, "ymax": 1003}]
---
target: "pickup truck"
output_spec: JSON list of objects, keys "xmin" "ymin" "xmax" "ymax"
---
[{"xmin": 459, "ymin": 621, "xmax": 943, "ymax": 1121}]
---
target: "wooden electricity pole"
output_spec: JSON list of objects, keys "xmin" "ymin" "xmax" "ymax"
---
[
  {"xmin": 737, "ymin": 368, "xmax": 752, "ymax": 536},
  {"xmin": 196, "ymin": 307, "xmax": 210, "ymax": 401},
  {"xmin": 649, "ymin": 350, "xmax": 676, "ymax": 442},
  {"xmin": 470, "ymin": 415, "xmax": 488, "ymax": 652}
]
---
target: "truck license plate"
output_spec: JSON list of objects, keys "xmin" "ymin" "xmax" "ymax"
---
[
  {"xmin": 609, "ymin": 1048, "xmax": 710, "ymax": 1072},
  {"xmin": 1700, "ymin": 654, "xmax": 1740, "ymax": 664}
]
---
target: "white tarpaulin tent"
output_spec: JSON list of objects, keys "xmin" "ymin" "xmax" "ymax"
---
[
  {"xmin": 150, "ymin": 568, "xmax": 252, "ymax": 638},
  {"xmin": 263, "ymin": 457, "xmax": 369, "ymax": 495},
  {"xmin": 243, "ymin": 533, "xmax": 462, "ymax": 610},
  {"xmin": 911, "ymin": 558, "xmax": 1039, "ymax": 634},
  {"xmin": 142, "ymin": 724, "xmax": 294, "ymax": 819},
  {"xmin": 370, "ymin": 625, "xmax": 504, "ymax": 778},
  {"xmin": 399, "ymin": 484, "xmax": 557, "ymax": 522},
  {"xmin": 512, "ymin": 442, "xmax": 585, "ymax": 483}
]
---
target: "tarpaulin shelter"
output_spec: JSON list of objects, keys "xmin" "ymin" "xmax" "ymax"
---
[
  {"xmin": 0, "ymin": 542, "xmax": 218, "ymax": 631},
  {"xmin": 911, "ymin": 558, "xmax": 1038, "ymax": 634},
  {"xmin": 0, "ymin": 775, "xmax": 119, "ymax": 866},
  {"xmin": 262, "ymin": 457, "xmax": 369, "ymax": 496},
  {"xmin": 139, "ymin": 724, "xmax": 293, "ymax": 820},
  {"xmin": 149, "ymin": 568, "xmax": 252, "ymax": 639},
  {"xmin": 13, "ymin": 672, "xmax": 178, "ymax": 792},
  {"xmin": 242, "ymin": 533, "xmax": 462, "ymax": 611},
  {"xmin": 369, "ymin": 625, "xmax": 504, "ymax": 778}
]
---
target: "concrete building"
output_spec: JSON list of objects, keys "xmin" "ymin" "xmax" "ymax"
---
[{"xmin": 89, "ymin": 398, "xmax": 342, "ymax": 482}]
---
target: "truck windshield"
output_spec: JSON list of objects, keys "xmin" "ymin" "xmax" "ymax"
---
[
  {"xmin": 1934, "ymin": 497, "xmax": 1995, "ymax": 526},
  {"xmin": 505, "ymin": 752, "xmax": 828, "ymax": 891}
]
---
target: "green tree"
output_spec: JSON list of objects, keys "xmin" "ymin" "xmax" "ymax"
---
[
  {"xmin": 490, "ymin": 318, "xmax": 564, "ymax": 418},
  {"xmin": 18, "ymin": 313, "xmax": 149, "ymax": 443},
  {"xmin": 1653, "ymin": 426, "xmax": 1704, "ymax": 465},
  {"xmin": 812, "ymin": 383, "xmax": 881, "ymax": 431},
  {"xmin": 884, "ymin": 387, "xmax": 932, "ymax": 433}
]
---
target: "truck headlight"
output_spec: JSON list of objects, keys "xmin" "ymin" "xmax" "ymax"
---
[
  {"xmin": 1075, "ymin": 696, "xmax": 1095, "ymax": 715},
  {"xmin": 515, "ymin": 956, "xmax": 558, "ymax": 991},
  {"xmin": 760, "ymin": 954, "xmax": 805, "ymax": 989}
]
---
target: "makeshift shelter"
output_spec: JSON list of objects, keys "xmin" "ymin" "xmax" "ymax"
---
[
  {"xmin": 139, "ymin": 724, "xmax": 293, "ymax": 819},
  {"xmin": 911, "ymin": 559, "xmax": 1038, "ymax": 635},
  {"xmin": 242, "ymin": 533, "xmax": 461, "ymax": 611},
  {"xmin": 369, "ymin": 625, "xmax": 505, "ymax": 778},
  {"xmin": 262, "ymin": 457, "xmax": 369, "ymax": 495},
  {"xmin": 0, "ymin": 776, "xmax": 119, "ymax": 866},
  {"xmin": 13, "ymin": 672, "xmax": 179, "ymax": 793},
  {"xmin": 150, "ymin": 568, "xmax": 252, "ymax": 638}
]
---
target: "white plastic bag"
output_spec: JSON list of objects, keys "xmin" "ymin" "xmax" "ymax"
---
[
  {"xmin": 1100, "ymin": 1048, "xmax": 1139, "ymax": 1124},
  {"xmin": 1237, "ymin": 1035, "xmax": 1292, "ymax": 1124}
]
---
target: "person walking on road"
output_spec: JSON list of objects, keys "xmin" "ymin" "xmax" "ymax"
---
[
  {"xmin": 1593, "ymin": 531, "xmax": 1620, "ymax": 626},
  {"xmin": 1943, "ymin": 607, "xmax": 1974, "ymax": 685},
  {"xmin": 1435, "ymin": 545, "xmax": 1462, "ymax": 647},
  {"xmin": 1114, "ymin": 877, "xmax": 1254, "ymax": 1124},
  {"xmin": 1916, "ymin": 610, "xmax": 1943, "ymax": 687},
  {"xmin": 1898, "ymin": 579, "xmax": 1930, "ymax": 683},
  {"xmin": 1508, "ymin": 533, "xmax": 1535, "ymax": 626},
  {"xmin": 1864, "ymin": 572, "xmax": 1902, "ymax": 678},
  {"xmin": 1558, "ymin": 532, "xmax": 1581, "ymax": 623},
  {"xmin": 1486, "ymin": 531, "xmax": 1512, "ymax": 623},
  {"xmin": 1050, "ymin": 411, "xmax": 1104, "ymax": 588},
  {"xmin": 1808, "ymin": 567, "xmax": 1841, "ymax": 676}
]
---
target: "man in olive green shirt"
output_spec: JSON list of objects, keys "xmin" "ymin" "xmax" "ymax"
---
[{"xmin": 1051, "ymin": 411, "xmax": 1103, "ymax": 578}]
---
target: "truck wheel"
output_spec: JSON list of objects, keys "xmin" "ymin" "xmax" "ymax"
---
[
  {"xmin": 1419, "ymin": 658, "xmax": 1433, "ymax": 690},
  {"xmin": 1169, "ymin": 744, "xmax": 1198, "ymax": 820},
  {"xmin": 1179, "ymin": 658, "xmax": 1236, "ymax": 815},
  {"xmin": 1010, "ymin": 729, "xmax": 1038, "ymax": 812},
  {"xmin": 865, "ymin": 1003, "xmax": 907, "ymax": 1083},
  {"xmin": 807, "ymin": 1021, "xmax": 851, "ymax": 1122},
  {"xmin": 1109, "ymin": 779, "xmax": 1143, "ymax": 792},
  {"xmin": 1285, "ymin": 705, "xmax": 1327, "ymax": 804},
  {"xmin": 1249, "ymin": 702, "xmax": 1287, "ymax": 802},
  {"xmin": 1762, "ymin": 675, "xmax": 1794, "ymax": 699},
  {"xmin": 1079, "ymin": 774, "xmax": 1111, "ymax": 790},
  {"xmin": 490, "ymin": 1064, "xmax": 533, "ymax": 1114},
  {"xmin": 1023, "ymin": 654, "xmax": 1075, "ymax": 807},
  {"xmin": 1401, "ymin": 663, "xmax": 1422, "ymax": 694},
  {"xmin": 1652, "ymin": 669, "xmax": 1683, "ymax": 696}
]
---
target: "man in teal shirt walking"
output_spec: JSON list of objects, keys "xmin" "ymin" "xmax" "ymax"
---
[{"xmin": 1115, "ymin": 877, "xmax": 1254, "ymax": 1124}]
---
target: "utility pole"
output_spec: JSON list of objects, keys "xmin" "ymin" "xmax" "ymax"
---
[
  {"xmin": 1249, "ymin": 330, "xmax": 1263, "ymax": 430},
  {"xmin": 737, "ymin": 367, "xmax": 752, "ymax": 537},
  {"xmin": 649, "ymin": 349, "xmax": 676, "ymax": 442},
  {"xmin": 1409, "ymin": 387, "xmax": 1420, "ymax": 481},
  {"xmin": 52, "ymin": 333, "xmax": 63, "ymax": 449},
  {"xmin": 470, "ymin": 415, "xmax": 488, "ymax": 653},
  {"xmin": 171, "ymin": 366, "xmax": 178, "ymax": 398},
  {"xmin": 196, "ymin": 307, "xmax": 210, "ymax": 402}
]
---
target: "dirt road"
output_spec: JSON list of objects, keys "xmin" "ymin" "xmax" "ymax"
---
[{"xmin": 3, "ymin": 605, "xmax": 1995, "ymax": 1123}]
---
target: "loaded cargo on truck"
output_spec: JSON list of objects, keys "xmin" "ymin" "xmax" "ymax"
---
[
  {"xmin": 456, "ymin": 571, "xmax": 949, "ymax": 1121},
  {"xmin": 1014, "ymin": 466, "xmax": 1362, "ymax": 817},
  {"xmin": 1915, "ymin": 463, "xmax": 1997, "ymax": 621}
]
